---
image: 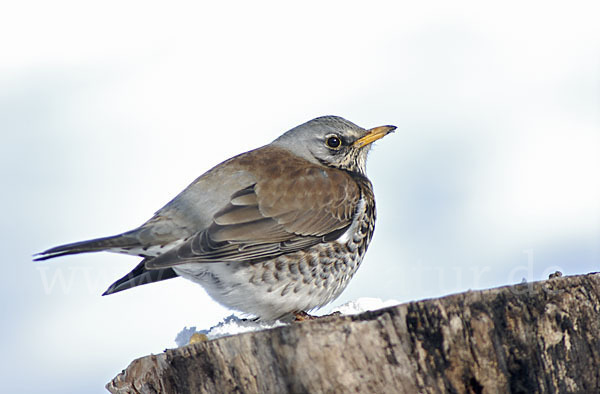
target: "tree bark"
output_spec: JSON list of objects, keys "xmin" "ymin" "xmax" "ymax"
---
[{"xmin": 107, "ymin": 272, "xmax": 600, "ymax": 394}]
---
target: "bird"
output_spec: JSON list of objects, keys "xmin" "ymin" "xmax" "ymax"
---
[{"xmin": 35, "ymin": 116, "xmax": 396, "ymax": 321}]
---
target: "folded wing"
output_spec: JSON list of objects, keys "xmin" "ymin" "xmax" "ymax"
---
[{"xmin": 145, "ymin": 166, "xmax": 359, "ymax": 269}]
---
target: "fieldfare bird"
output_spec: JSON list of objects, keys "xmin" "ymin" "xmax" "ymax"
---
[{"xmin": 35, "ymin": 116, "xmax": 395, "ymax": 321}]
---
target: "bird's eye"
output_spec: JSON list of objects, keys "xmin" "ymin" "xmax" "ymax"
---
[{"xmin": 325, "ymin": 135, "xmax": 342, "ymax": 149}]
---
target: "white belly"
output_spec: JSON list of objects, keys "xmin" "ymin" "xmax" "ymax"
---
[{"xmin": 173, "ymin": 241, "xmax": 363, "ymax": 321}]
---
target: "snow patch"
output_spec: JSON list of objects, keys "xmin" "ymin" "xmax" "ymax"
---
[
  {"xmin": 331, "ymin": 297, "xmax": 400, "ymax": 315},
  {"xmin": 175, "ymin": 315, "xmax": 285, "ymax": 346},
  {"xmin": 175, "ymin": 298, "xmax": 400, "ymax": 347}
]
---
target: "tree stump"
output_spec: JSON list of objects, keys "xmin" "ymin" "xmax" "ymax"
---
[{"xmin": 107, "ymin": 272, "xmax": 600, "ymax": 393}]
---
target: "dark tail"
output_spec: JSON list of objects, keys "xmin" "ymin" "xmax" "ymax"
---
[
  {"xmin": 35, "ymin": 232, "xmax": 179, "ymax": 294},
  {"xmin": 33, "ymin": 233, "xmax": 140, "ymax": 261},
  {"xmin": 102, "ymin": 258, "xmax": 179, "ymax": 295}
]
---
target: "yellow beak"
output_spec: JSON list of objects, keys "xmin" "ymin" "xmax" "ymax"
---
[{"xmin": 353, "ymin": 125, "xmax": 397, "ymax": 148}]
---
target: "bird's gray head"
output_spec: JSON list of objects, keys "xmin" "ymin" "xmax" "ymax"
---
[{"xmin": 272, "ymin": 115, "xmax": 396, "ymax": 174}]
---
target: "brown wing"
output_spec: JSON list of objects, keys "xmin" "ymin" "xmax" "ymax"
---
[{"xmin": 145, "ymin": 164, "xmax": 359, "ymax": 269}]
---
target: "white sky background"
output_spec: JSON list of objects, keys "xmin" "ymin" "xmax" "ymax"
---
[{"xmin": 1, "ymin": 1, "xmax": 599, "ymax": 392}]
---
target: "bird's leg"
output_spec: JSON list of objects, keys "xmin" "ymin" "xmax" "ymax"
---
[
  {"xmin": 293, "ymin": 311, "xmax": 342, "ymax": 321},
  {"xmin": 294, "ymin": 311, "xmax": 318, "ymax": 321}
]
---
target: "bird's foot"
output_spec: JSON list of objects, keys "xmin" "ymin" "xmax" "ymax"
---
[
  {"xmin": 294, "ymin": 311, "xmax": 318, "ymax": 321},
  {"xmin": 293, "ymin": 311, "xmax": 342, "ymax": 321}
]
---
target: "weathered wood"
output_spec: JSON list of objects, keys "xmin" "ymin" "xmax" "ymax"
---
[{"xmin": 107, "ymin": 272, "xmax": 600, "ymax": 394}]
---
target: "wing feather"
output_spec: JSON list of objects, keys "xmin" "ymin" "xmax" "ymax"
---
[{"xmin": 145, "ymin": 158, "xmax": 360, "ymax": 269}]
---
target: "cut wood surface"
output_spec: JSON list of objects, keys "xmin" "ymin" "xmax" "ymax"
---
[{"xmin": 107, "ymin": 272, "xmax": 600, "ymax": 394}]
